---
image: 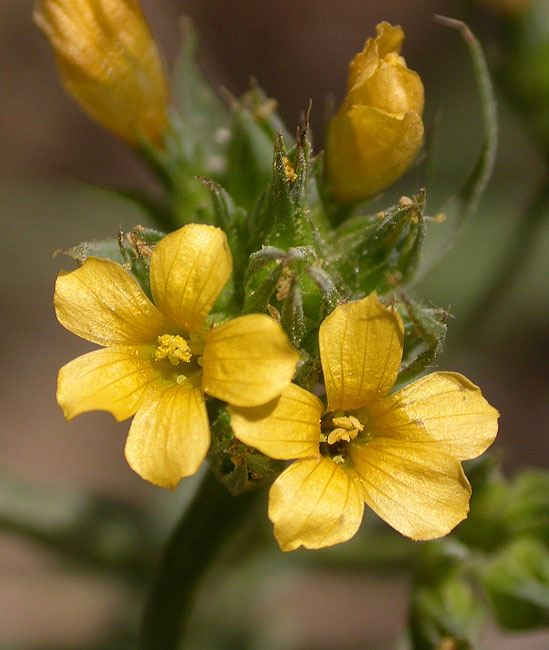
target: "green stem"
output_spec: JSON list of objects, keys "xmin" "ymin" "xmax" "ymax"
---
[{"xmin": 138, "ymin": 470, "xmax": 259, "ymax": 650}]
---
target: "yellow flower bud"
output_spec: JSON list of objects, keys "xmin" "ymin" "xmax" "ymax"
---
[
  {"xmin": 34, "ymin": 0, "xmax": 169, "ymax": 147},
  {"xmin": 326, "ymin": 22, "xmax": 424, "ymax": 203}
]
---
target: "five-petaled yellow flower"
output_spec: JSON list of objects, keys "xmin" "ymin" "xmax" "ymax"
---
[
  {"xmin": 34, "ymin": 0, "xmax": 169, "ymax": 147},
  {"xmin": 231, "ymin": 293, "xmax": 499, "ymax": 551},
  {"xmin": 55, "ymin": 224, "xmax": 299, "ymax": 489},
  {"xmin": 325, "ymin": 22, "xmax": 425, "ymax": 203}
]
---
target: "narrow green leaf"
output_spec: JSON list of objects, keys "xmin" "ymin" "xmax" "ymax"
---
[{"xmin": 416, "ymin": 17, "xmax": 498, "ymax": 280}]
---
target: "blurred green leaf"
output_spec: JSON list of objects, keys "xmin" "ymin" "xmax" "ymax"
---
[
  {"xmin": 171, "ymin": 18, "xmax": 229, "ymax": 171},
  {"xmin": 418, "ymin": 17, "xmax": 497, "ymax": 280},
  {"xmin": 0, "ymin": 467, "xmax": 153, "ymax": 581},
  {"xmin": 483, "ymin": 537, "xmax": 549, "ymax": 630},
  {"xmin": 505, "ymin": 470, "xmax": 549, "ymax": 542}
]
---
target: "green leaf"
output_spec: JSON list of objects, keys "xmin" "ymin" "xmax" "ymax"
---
[
  {"xmin": 171, "ymin": 18, "xmax": 229, "ymax": 172},
  {"xmin": 483, "ymin": 537, "xmax": 549, "ymax": 630},
  {"xmin": 409, "ymin": 576, "xmax": 485, "ymax": 650},
  {"xmin": 0, "ymin": 466, "xmax": 153, "ymax": 581},
  {"xmin": 138, "ymin": 19, "xmax": 231, "ymax": 228},
  {"xmin": 224, "ymin": 102, "xmax": 277, "ymax": 214},
  {"xmin": 408, "ymin": 540, "xmax": 484, "ymax": 650},
  {"xmin": 455, "ymin": 454, "xmax": 510, "ymax": 552},
  {"xmin": 505, "ymin": 470, "xmax": 549, "ymax": 542},
  {"xmin": 504, "ymin": 0, "xmax": 549, "ymax": 150},
  {"xmin": 416, "ymin": 18, "xmax": 498, "ymax": 280}
]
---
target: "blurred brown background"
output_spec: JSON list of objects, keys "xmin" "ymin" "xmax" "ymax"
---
[{"xmin": 1, "ymin": 1, "xmax": 547, "ymax": 648}]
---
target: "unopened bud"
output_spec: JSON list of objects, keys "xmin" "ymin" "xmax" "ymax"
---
[
  {"xmin": 326, "ymin": 22, "xmax": 424, "ymax": 202},
  {"xmin": 34, "ymin": 0, "xmax": 169, "ymax": 147}
]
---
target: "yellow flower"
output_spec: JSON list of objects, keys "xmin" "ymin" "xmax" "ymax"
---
[
  {"xmin": 230, "ymin": 293, "xmax": 499, "ymax": 550},
  {"xmin": 55, "ymin": 224, "xmax": 299, "ymax": 489},
  {"xmin": 34, "ymin": 0, "xmax": 169, "ymax": 147},
  {"xmin": 325, "ymin": 22, "xmax": 425, "ymax": 203}
]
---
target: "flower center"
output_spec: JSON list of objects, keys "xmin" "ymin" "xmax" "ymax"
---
[
  {"xmin": 154, "ymin": 334, "xmax": 192, "ymax": 365},
  {"xmin": 320, "ymin": 410, "xmax": 366, "ymax": 465},
  {"xmin": 153, "ymin": 333, "xmax": 205, "ymax": 383}
]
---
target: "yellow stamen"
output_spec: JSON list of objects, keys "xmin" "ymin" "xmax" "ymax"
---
[
  {"xmin": 154, "ymin": 334, "xmax": 192, "ymax": 366},
  {"xmin": 283, "ymin": 157, "xmax": 297, "ymax": 183},
  {"xmin": 325, "ymin": 412, "xmax": 364, "ymax": 444}
]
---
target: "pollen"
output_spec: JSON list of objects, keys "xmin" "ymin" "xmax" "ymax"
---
[
  {"xmin": 327, "ymin": 412, "xmax": 363, "ymax": 444},
  {"xmin": 154, "ymin": 334, "xmax": 192, "ymax": 365},
  {"xmin": 283, "ymin": 157, "xmax": 297, "ymax": 183}
]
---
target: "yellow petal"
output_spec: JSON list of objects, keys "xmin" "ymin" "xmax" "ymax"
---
[
  {"xmin": 374, "ymin": 22, "xmax": 405, "ymax": 57},
  {"xmin": 57, "ymin": 345, "xmax": 161, "ymax": 421},
  {"xmin": 347, "ymin": 60, "xmax": 424, "ymax": 117},
  {"xmin": 202, "ymin": 314, "xmax": 299, "ymax": 407},
  {"xmin": 325, "ymin": 104, "xmax": 424, "ymax": 203},
  {"xmin": 351, "ymin": 439, "xmax": 471, "ymax": 540},
  {"xmin": 268, "ymin": 456, "xmax": 364, "ymax": 551},
  {"xmin": 34, "ymin": 0, "xmax": 168, "ymax": 146},
  {"xmin": 229, "ymin": 384, "xmax": 323, "ymax": 460},
  {"xmin": 124, "ymin": 381, "xmax": 209, "ymax": 489},
  {"xmin": 368, "ymin": 372, "xmax": 499, "ymax": 461},
  {"xmin": 54, "ymin": 257, "xmax": 170, "ymax": 346},
  {"xmin": 149, "ymin": 224, "xmax": 232, "ymax": 333},
  {"xmin": 319, "ymin": 292, "xmax": 404, "ymax": 412},
  {"xmin": 347, "ymin": 22, "xmax": 404, "ymax": 92}
]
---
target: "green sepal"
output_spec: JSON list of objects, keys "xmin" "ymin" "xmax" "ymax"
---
[
  {"xmin": 56, "ymin": 226, "xmax": 165, "ymax": 300},
  {"xmin": 199, "ymin": 178, "xmax": 248, "ymax": 292},
  {"xmin": 280, "ymin": 272, "xmax": 306, "ymax": 347},
  {"xmin": 250, "ymin": 132, "xmax": 328, "ymax": 255},
  {"xmin": 207, "ymin": 407, "xmax": 284, "ymax": 496},
  {"xmin": 242, "ymin": 81, "xmax": 294, "ymax": 145},
  {"xmin": 482, "ymin": 537, "xmax": 549, "ymax": 630},
  {"xmin": 293, "ymin": 349, "xmax": 321, "ymax": 393},
  {"xmin": 396, "ymin": 293, "xmax": 449, "ymax": 384},
  {"xmin": 243, "ymin": 245, "xmax": 315, "ymax": 314},
  {"xmin": 224, "ymin": 99, "xmax": 277, "ymax": 214},
  {"xmin": 329, "ymin": 190, "xmax": 426, "ymax": 297},
  {"xmin": 304, "ymin": 264, "xmax": 343, "ymax": 320}
]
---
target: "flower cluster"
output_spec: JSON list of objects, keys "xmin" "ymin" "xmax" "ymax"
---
[{"xmin": 44, "ymin": 0, "xmax": 500, "ymax": 551}]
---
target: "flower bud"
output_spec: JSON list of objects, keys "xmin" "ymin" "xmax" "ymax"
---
[
  {"xmin": 326, "ymin": 22, "xmax": 424, "ymax": 203},
  {"xmin": 34, "ymin": 0, "xmax": 169, "ymax": 147}
]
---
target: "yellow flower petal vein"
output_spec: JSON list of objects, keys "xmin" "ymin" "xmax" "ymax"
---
[
  {"xmin": 55, "ymin": 223, "xmax": 298, "ymax": 488},
  {"xmin": 233, "ymin": 292, "xmax": 498, "ymax": 550}
]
